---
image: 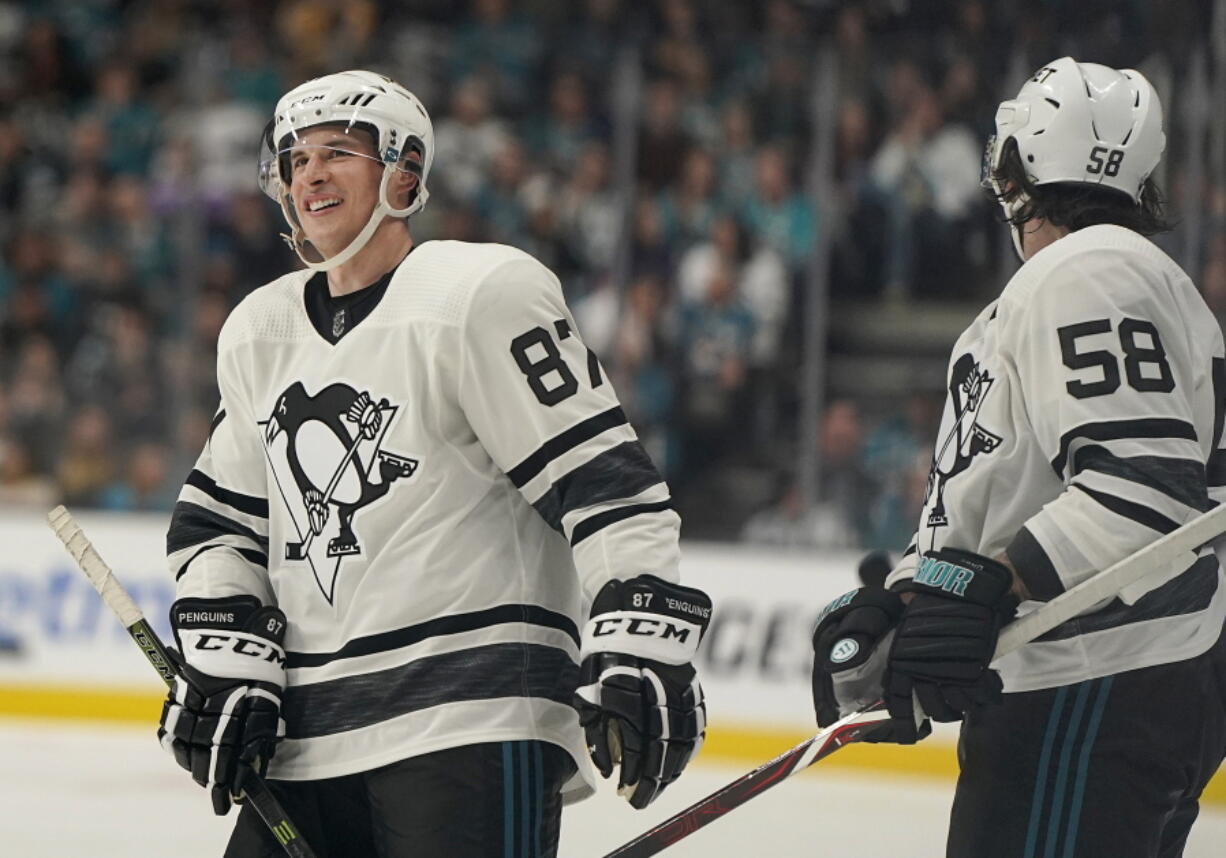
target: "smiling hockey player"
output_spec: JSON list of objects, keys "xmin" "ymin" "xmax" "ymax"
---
[{"xmin": 156, "ymin": 69, "xmax": 712, "ymax": 857}]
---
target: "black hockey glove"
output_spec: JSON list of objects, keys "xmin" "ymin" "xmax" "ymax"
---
[
  {"xmin": 885, "ymin": 548, "xmax": 1018, "ymax": 726},
  {"xmin": 810, "ymin": 584, "xmax": 930, "ymax": 743},
  {"xmin": 158, "ymin": 596, "xmax": 287, "ymax": 816},
  {"xmin": 573, "ymin": 574, "xmax": 712, "ymax": 809}
]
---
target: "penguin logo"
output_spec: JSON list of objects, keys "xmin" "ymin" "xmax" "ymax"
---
[
  {"xmin": 924, "ymin": 353, "xmax": 1003, "ymax": 529},
  {"xmin": 260, "ymin": 381, "xmax": 418, "ymax": 603}
]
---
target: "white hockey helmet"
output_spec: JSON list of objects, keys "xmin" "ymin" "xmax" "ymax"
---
[
  {"xmin": 983, "ymin": 57, "xmax": 1165, "ymax": 258},
  {"xmin": 258, "ymin": 70, "xmax": 434, "ymax": 272}
]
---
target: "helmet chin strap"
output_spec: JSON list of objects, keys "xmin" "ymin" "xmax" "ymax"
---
[{"xmin": 281, "ymin": 169, "xmax": 410, "ymax": 273}]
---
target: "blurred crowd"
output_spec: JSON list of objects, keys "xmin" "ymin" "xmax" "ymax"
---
[{"xmin": 0, "ymin": 0, "xmax": 1222, "ymax": 549}]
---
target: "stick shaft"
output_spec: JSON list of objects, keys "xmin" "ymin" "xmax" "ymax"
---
[
  {"xmin": 604, "ymin": 502, "xmax": 1226, "ymax": 858},
  {"xmin": 46, "ymin": 506, "xmax": 318, "ymax": 858}
]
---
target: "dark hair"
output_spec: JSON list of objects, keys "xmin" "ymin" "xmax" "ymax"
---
[{"xmin": 987, "ymin": 138, "xmax": 1172, "ymax": 236}]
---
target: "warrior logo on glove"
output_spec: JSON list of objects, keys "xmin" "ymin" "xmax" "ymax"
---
[
  {"xmin": 573, "ymin": 575, "xmax": 713, "ymax": 809},
  {"xmin": 260, "ymin": 381, "xmax": 419, "ymax": 603}
]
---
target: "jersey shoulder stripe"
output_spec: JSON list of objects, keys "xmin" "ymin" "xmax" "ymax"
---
[
  {"xmin": 285, "ymin": 604, "xmax": 580, "ymax": 669},
  {"xmin": 282, "ymin": 642, "xmax": 577, "ymax": 740}
]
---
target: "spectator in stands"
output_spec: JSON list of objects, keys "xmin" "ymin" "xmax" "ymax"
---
[
  {"xmin": 524, "ymin": 70, "xmax": 605, "ymax": 175},
  {"xmin": 677, "ymin": 255, "xmax": 755, "ymax": 480},
  {"xmin": 450, "ymin": 0, "xmax": 543, "ymax": 113},
  {"xmin": 743, "ymin": 145, "xmax": 815, "ymax": 268},
  {"xmin": 433, "ymin": 76, "xmax": 511, "ymax": 204},
  {"xmin": 657, "ymin": 146, "xmax": 721, "ymax": 249},
  {"xmin": 56, "ymin": 404, "xmax": 117, "ymax": 507}
]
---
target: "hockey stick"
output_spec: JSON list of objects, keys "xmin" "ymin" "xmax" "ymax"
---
[
  {"xmin": 46, "ymin": 505, "xmax": 319, "ymax": 858},
  {"xmin": 284, "ymin": 429, "xmax": 363, "ymax": 561},
  {"xmin": 602, "ymin": 501, "xmax": 1226, "ymax": 858}
]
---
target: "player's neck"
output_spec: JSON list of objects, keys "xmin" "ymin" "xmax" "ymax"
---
[
  {"xmin": 325, "ymin": 223, "xmax": 415, "ymax": 297},
  {"xmin": 1020, "ymin": 219, "xmax": 1070, "ymax": 261}
]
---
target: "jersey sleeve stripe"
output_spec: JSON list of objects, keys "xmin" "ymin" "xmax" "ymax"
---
[
  {"xmin": 1211, "ymin": 357, "xmax": 1225, "ymax": 449},
  {"xmin": 1050, "ymin": 418, "xmax": 1198, "ymax": 478},
  {"xmin": 1005, "ymin": 526, "xmax": 1065, "ymax": 601},
  {"xmin": 166, "ymin": 500, "xmax": 271, "ymax": 557},
  {"xmin": 208, "ymin": 408, "xmax": 227, "ymax": 441},
  {"xmin": 285, "ymin": 604, "xmax": 580, "ymax": 668},
  {"xmin": 506, "ymin": 406, "xmax": 628, "ymax": 488},
  {"xmin": 174, "ymin": 543, "xmax": 269, "ymax": 581},
  {"xmin": 1069, "ymin": 447, "xmax": 1210, "ymax": 511},
  {"xmin": 570, "ymin": 499, "xmax": 673, "ymax": 546},
  {"xmin": 531, "ymin": 441, "xmax": 663, "ymax": 534},
  {"xmin": 282, "ymin": 642, "xmax": 578, "ymax": 740},
  {"xmin": 1033, "ymin": 553, "xmax": 1218, "ymax": 642},
  {"xmin": 185, "ymin": 469, "xmax": 269, "ymax": 518},
  {"xmin": 1071, "ymin": 484, "xmax": 1181, "ymax": 534}
]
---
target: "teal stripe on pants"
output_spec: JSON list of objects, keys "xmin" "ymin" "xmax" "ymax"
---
[
  {"xmin": 1044, "ymin": 680, "xmax": 1095, "ymax": 858},
  {"xmin": 503, "ymin": 742, "xmax": 515, "ymax": 858},
  {"xmin": 1062, "ymin": 678, "xmax": 1114, "ymax": 858},
  {"xmin": 1024, "ymin": 686, "xmax": 1069, "ymax": 858},
  {"xmin": 533, "ymin": 742, "xmax": 544, "ymax": 858}
]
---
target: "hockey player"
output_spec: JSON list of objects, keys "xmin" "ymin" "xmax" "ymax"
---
[
  {"xmin": 812, "ymin": 57, "xmax": 1226, "ymax": 857},
  {"xmin": 156, "ymin": 70, "xmax": 712, "ymax": 857}
]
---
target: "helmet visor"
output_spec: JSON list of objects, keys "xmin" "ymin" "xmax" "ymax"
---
[{"xmin": 256, "ymin": 124, "xmax": 387, "ymax": 200}]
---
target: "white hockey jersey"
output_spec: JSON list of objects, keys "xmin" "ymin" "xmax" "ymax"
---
[
  {"xmin": 886, "ymin": 225, "xmax": 1226, "ymax": 692},
  {"xmin": 166, "ymin": 240, "xmax": 682, "ymax": 798}
]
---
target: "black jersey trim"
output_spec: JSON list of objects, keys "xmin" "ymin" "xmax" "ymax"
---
[
  {"xmin": 166, "ymin": 501, "xmax": 270, "ymax": 557},
  {"xmin": 1034, "ymin": 553, "xmax": 1218, "ymax": 642},
  {"xmin": 281, "ymin": 642, "xmax": 578, "ymax": 739},
  {"xmin": 285, "ymin": 604, "xmax": 581, "ymax": 669},
  {"xmin": 1050, "ymin": 419, "xmax": 1198, "ymax": 478},
  {"xmin": 1070, "ymin": 447, "xmax": 1210, "ymax": 512},
  {"xmin": 174, "ymin": 543, "xmax": 269, "ymax": 581},
  {"xmin": 570, "ymin": 499, "xmax": 673, "ymax": 546},
  {"xmin": 1212, "ymin": 357, "xmax": 1225, "ymax": 449},
  {"xmin": 506, "ymin": 407, "xmax": 628, "ymax": 488},
  {"xmin": 1072, "ymin": 484, "xmax": 1181, "ymax": 534},
  {"xmin": 532, "ymin": 441, "xmax": 664, "ymax": 534},
  {"xmin": 185, "ymin": 469, "xmax": 269, "ymax": 518},
  {"xmin": 208, "ymin": 409, "xmax": 226, "ymax": 441},
  {"xmin": 1006, "ymin": 526, "xmax": 1065, "ymax": 602},
  {"xmin": 1209, "ymin": 452, "xmax": 1226, "ymax": 488}
]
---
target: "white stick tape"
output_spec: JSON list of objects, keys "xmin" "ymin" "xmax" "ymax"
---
[{"xmin": 47, "ymin": 505, "xmax": 147, "ymax": 629}]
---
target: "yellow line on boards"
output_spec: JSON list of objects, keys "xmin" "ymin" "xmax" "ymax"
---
[
  {"xmin": 0, "ymin": 683, "xmax": 162, "ymax": 723},
  {"xmin": 1, "ymin": 686, "xmax": 1222, "ymax": 808}
]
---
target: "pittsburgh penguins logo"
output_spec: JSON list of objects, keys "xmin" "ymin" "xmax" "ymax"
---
[
  {"xmin": 261, "ymin": 381, "xmax": 418, "ymax": 603},
  {"xmin": 924, "ymin": 353, "xmax": 1002, "ymax": 528}
]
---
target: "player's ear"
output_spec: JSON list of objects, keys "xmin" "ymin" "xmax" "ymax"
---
[{"xmin": 391, "ymin": 151, "xmax": 420, "ymax": 209}]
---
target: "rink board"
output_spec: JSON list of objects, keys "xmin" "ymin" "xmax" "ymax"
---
[{"xmin": 0, "ymin": 511, "xmax": 1221, "ymax": 807}]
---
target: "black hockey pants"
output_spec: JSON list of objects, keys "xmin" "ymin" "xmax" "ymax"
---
[
  {"xmin": 948, "ymin": 624, "xmax": 1226, "ymax": 858},
  {"xmin": 224, "ymin": 740, "xmax": 574, "ymax": 858}
]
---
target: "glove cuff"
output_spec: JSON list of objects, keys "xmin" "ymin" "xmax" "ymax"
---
[
  {"xmin": 581, "ymin": 575, "xmax": 713, "ymax": 664},
  {"xmin": 171, "ymin": 596, "xmax": 288, "ymax": 687},
  {"xmin": 894, "ymin": 548, "xmax": 1015, "ymax": 610}
]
